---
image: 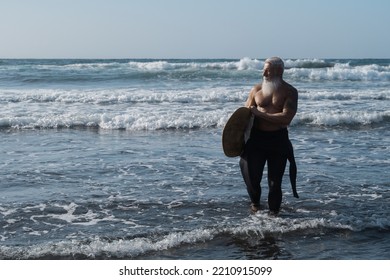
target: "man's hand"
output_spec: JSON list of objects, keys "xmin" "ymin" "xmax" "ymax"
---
[{"xmin": 250, "ymin": 106, "xmax": 262, "ymax": 117}]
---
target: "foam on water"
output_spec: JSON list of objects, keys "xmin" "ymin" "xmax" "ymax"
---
[
  {"xmin": 287, "ymin": 62, "xmax": 390, "ymax": 81},
  {"xmin": 1, "ymin": 84, "xmax": 389, "ymax": 130},
  {"xmin": 294, "ymin": 110, "xmax": 390, "ymax": 126},
  {"xmin": 3, "ymin": 204, "xmax": 388, "ymax": 259},
  {"xmin": 1, "ymin": 107, "xmax": 388, "ymax": 130},
  {"xmin": 2, "ymin": 58, "xmax": 390, "ymax": 88}
]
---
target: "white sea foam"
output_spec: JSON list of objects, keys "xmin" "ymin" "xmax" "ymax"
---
[
  {"xmin": 50, "ymin": 205, "xmax": 390, "ymax": 253},
  {"xmin": 294, "ymin": 110, "xmax": 389, "ymax": 126},
  {"xmin": 1, "ymin": 105, "xmax": 388, "ymax": 130},
  {"xmin": 0, "ymin": 214, "xmax": 358, "ymax": 259},
  {"xmin": 128, "ymin": 60, "xmax": 175, "ymax": 71},
  {"xmin": 1, "ymin": 84, "xmax": 388, "ymax": 130},
  {"xmin": 0, "ymin": 88, "xmax": 247, "ymax": 104},
  {"xmin": 299, "ymin": 88, "xmax": 390, "ymax": 101},
  {"xmin": 287, "ymin": 62, "xmax": 390, "ymax": 81},
  {"xmin": 50, "ymin": 58, "xmax": 390, "ymax": 82},
  {"xmin": 284, "ymin": 58, "xmax": 331, "ymax": 68}
]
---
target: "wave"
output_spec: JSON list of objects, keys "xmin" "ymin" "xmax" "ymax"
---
[
  {"xmin": 1, "ymin": 108, "xmax": 388, "ymax": 131},
  {"xmin": 0, "ymin": 110, "xmax": 225, "ymax": 131},
  {"xmin": 288, "ymin": 62, "xmax": 390, "ymax": 81},
  {"xmin": 1, "ymin": 86, "xmax": 389, "ymax": 131},
  {"xmin": 284, "ymin": 58, "xmax": 334, "ymax": 69},
  {"xmin": 0, "ymin": 88, "xmax": 248, "ymax": 105},
  {"xmin": 0, "ymin": 218, "xmax": 353, "ymax": 259},
  {"xmin": 0, "ymin": 112, "xmax": 388, "ymax": 131},
  {"xmin": 2, "ymin": 86, "xmax": 389, "ymax": 108},
  {"xmin": 294, "ymin": 111, "xmax": 390, "ymax": 127},
  {"xmin": 1, "ymin": 210, "xmax": 387, "ymax": 259},
  {"xmin": 4, "ymin": 57, "xmax": 387, "ymax": 71},
  {"xmin": 124, "ymin": 58, "xmax": 390, "ymax": 82},
  {"xmin": 0, "ymin": 58, "xmax": 262, "ymax": 72},
  {"xmin": 299, "ymin": 89, "xmax": 390, "ymax": 101},
  {"xmin": 0, "ymin": 99, "xmax": 390, "ymax": 131},
  {"xmin": 2, "ymin": 58, "xmax": 389, "ymax": 85}
]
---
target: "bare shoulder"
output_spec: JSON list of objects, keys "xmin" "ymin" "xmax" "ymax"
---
[
  {"xmin": 252, "ymin": 83, "xmax": 262, "ymax": 93},
  {"xmin": 250, "ymin": 83, "xmax": 262, "ymax": 99},
  {"xmin": 245, "ymin": 83, "xmax": 262, "ymax": 107}
]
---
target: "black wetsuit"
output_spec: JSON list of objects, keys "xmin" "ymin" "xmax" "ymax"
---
[{"xmin": 239, "ymin": 125, "xmax": 297, "ymax": 212}]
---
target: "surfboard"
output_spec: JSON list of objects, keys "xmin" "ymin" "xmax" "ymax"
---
[{"xmin": 222, "ymin": 107, "xmax": 252, "ymax": 157}]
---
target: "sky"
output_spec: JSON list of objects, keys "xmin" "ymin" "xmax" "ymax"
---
[{"xmin": 1, "ymin": 0, "xmax": 389, "ymax": 59}]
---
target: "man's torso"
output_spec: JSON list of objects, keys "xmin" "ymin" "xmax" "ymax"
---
[{"xmin": 253, "ymin": 81, "xmax": 292, "ymax": 131}]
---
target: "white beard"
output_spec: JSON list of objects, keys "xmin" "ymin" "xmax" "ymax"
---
[{"xmin": 262, "ymin": 78, "xmax": 281, "ymax": 97}]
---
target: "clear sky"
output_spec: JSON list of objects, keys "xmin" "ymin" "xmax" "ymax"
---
[{"xmin": 1, "ymin": 0, "xmax": 389, "ymax": 59}]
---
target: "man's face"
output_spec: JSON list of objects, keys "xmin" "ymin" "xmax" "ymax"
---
[{"xmin": 262, "ymin": 63, "xmax": 273, "ymax": 81}]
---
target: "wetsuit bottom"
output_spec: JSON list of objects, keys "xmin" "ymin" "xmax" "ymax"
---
[{"xmin": 239, "ymin": 128, "xmax": 290, "ymax": 212}]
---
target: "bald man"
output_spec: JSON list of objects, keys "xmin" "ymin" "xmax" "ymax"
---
[{"xmin": 240, "ymin": 57, "xmax": 298, "ymax": 214}]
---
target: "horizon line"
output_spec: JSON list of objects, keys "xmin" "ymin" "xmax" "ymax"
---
[{"xmin": 1, "ymin": 57, "xmax": 390, "ymax": 60}]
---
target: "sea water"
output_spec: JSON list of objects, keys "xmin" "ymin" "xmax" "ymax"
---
[{"xmin": 0, "ymin": 58, "xmax": 389, "ymax": 259}]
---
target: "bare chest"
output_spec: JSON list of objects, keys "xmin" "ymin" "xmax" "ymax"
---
[{"xmin": 254, "ymin": 90, "xmax": 285, "ymax": 111}]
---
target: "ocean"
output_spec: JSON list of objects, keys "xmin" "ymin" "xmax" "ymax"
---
[{"xmin": 0, "ymin": 58, "xmax": 389, "ymax": 260}]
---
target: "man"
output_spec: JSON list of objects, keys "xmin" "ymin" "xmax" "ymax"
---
[{"xmin": 240, "ymin": 57, "xmax": 298, "ymax": 214}]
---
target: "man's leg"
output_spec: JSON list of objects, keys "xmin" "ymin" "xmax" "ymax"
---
[
  {"xmin": 240, "ymin": 140, "xmax": 266, "ymax": 209},
  {"xmin": 267, "ymin": 153, "xmax": 288, "ymax": 213}
]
